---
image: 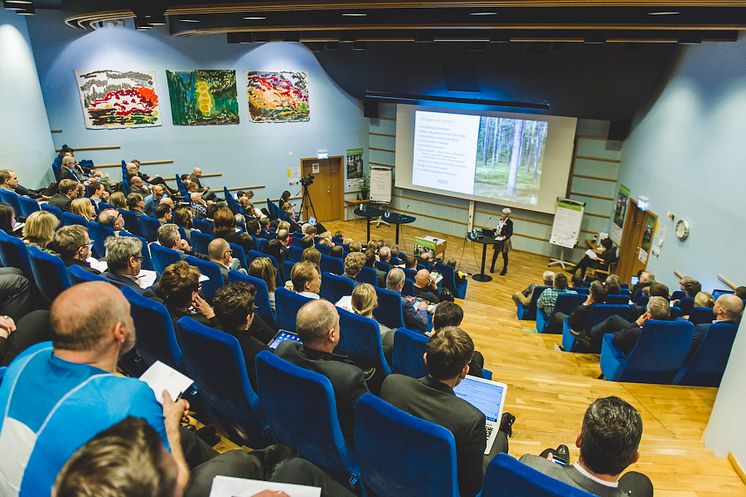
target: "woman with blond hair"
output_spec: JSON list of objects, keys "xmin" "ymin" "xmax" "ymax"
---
[
  {"xmin": 70, "ymin": 198, "xmax": 95, "ymax": 222},
  {"xmin": 248, "ymin": 257, "xmax": 278, "ymax": 312},
  {"xmin": 350, "ymin": 283, "xmax": 394, "ymax": 358},
  {"xmin": 22, "ymin": 210, "xmax": 59, "ymax": 254}
]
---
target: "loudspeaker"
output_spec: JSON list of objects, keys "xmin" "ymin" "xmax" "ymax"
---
[
  {"xmin": 364, "ymin": 101, "xmax": 379, "ymax": 118},
  {"xmin": 608, "ymin": 120, "xmax": 631, "ymax": 141}
]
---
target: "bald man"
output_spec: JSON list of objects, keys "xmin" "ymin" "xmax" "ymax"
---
[
  {"xmin": 413, "ymin": 269, "xmax": 440, "ymax": 304},
  {"xmin": 208, "ymin": 237, "xmax": 245, "ymax": 282},
  {"xmin": 689, "ymin": 293, "xmax": 744, "ymax": 355},
  {"xmin": 275, "ymin": 300, "xmax": 369, "ymax": 442}
]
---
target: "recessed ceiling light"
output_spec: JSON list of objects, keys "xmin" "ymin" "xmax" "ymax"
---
[
  {"xmin": 244, "ymin": 16, "xmax": 267, "ymax": 20},
  {"xmin": 179, "ymin": 19, "xmax": 200, "ymax": 23},
  {"xmin": 470, "ymin": 12, "xmax": 498, "ymax": 16},
  {"xmin": 342, "ymin": 13, "xmax": 367, "ymax": 17},
  {"xmin": 648, "ymin": 11, "xmax": 680, "ymax": 16}
]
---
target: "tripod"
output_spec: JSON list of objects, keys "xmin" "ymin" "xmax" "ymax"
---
[{"xmin": 300, "ymin": 182, "xmax": 318, "ymax": 222}]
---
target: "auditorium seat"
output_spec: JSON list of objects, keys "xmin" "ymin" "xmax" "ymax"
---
[
  {"xmin": 674, "ymin": 321, "xmax": 738, "ymax": 387},
  {"xmin": 274, "ymin": 287, "xmax": 313, "ymax": 332},
  {"xmin": 118, "ymin": 209, "xmax": 142, "ymax": 236},
  {"xmin": 193, "ymin": 218, "xmax": 213, "ymax": 235},
  {"xmin": 228, "ymin": 270, "xmax": 279, "ymax": 331},
  {"xmin": 392, "ymin": 328, "xmax": 428, "ymax": 378},
  {"xmin": 67, "ymin": 265, "xmax": 107, "ymax": 285},
  {"xmin": 562, "ymin": 304, "xmax": 632, "ymax": 353},
  {"xmin": 600, "ymin": 319, "xmax": 694, "ymax": 384},
  {"xmin": 337, "ymin": 308, "xmax": 391, "ymax": 391},
  {"xmin": 0, "ymin": 189, "xmax": 21, "ymax": 215},
  {"xmin": 282, "ymin": 259, "xmax": 295, "ymax": 282},
  {"xmin": 138, "ymin": 215, "xmax": 161, "ymax": 242},
  {"xmin": 247, "ymin": 250, "xmax": 283, "ymax": 288},
  {"xmin": 402, "ymin": 278, "xmax": 415, "ymax": 297},
  {"xmin": 606, "ymin": 294, "xmax": 630, "ymax": 305},
  {"xmin": 185, "ymin": 256, "xmax": 223, "ymax": 302},
  {"xmin": 289, "ymin": 245, "xmax": 303, "ymax": 262},
  {"xmin": 40, "ymin": 202, "xmax": 64, "ymax": 222},
  {"xmin": 481, "ymin": 453, "xmax": 594, "ymax": 497},
  {"xmin": 255, "ymin": 350, "xmax": 359, "ymax": 485},
  {"xmin": 0, "ymin": 229, "xmax": 32, "ymax": 279},
  {"xmin": 434, "ymin": 262, "xmax": 468, "ymax": 299},
  {"xmin": 321, "ymin": 272, "xmax": 355, "ymax": 303},
  {"xmin": 87, "ymin": 221, "xmax": 114, "ymax": 259},
  {"xmin": 536, "ymin": 293, "xmax": 586, "ymax": 333},
  {"xmin": 321, "ymin": 254, "xmax": 344, "ymax": 275},
  {"xmin": 190, "ymin": 230, "xmax": 214, "ymax": 256},
  {"xmin": 177, "ymin": 317, "xmax": 270, "ymax": 448},
  {"xmin": 27, "ymin": 246, "xmax": 71, "ymax": 304},
  {"xmin": 61, "ymin": 211, "xmax": 89, "ymax": 228},
  {"xmin": 120, "ymin": 232, "xmax": 154, "ymax": 271},
  {"xmin": 689, "ymin": 306, "xmax": 715, "ymax": 325},
  {"xmin": 677, "ymin": 296, "xmax": 695, "ymax": 316},
  {"xmin": 149, "ymin": 243, "xmax": 182, "ymax": 274},
  {"xmin": 373, "ymin": 287, "xmax": 406, "ymax": 330},
  {"xmin": 357, "ymin": 266, "xmax": 378, "ymax": 287},
  {"xmin": 17, "ymin": 195, "xmax": 40, "ymax": 219},
  {"xmin": 355, "ymin": 393, "xmax": 460, "ymax": 497},
  {"xmin": 516, "ymin": 285, "xmax": 550, "ymax": 320},
  {"xmin": 229, "ymin": 242, "xmax": 249, "ymax": 270},
  {"xmin": 122, "ymin": 286, "xmax": 182, "ymax": 370},
  {"xmin": 224, "ymin": 187, "xmax": 243, "ymax": 215}
]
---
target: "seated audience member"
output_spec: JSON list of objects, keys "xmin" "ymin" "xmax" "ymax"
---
[
  {"xmin": 87, "ymin": 180, "xmax": 108, "ymax": 208},
  {"xmin": 689, "ymin": 294, "xmax": 744, "ymax": 356},
  {"xmin": 349, "ymin": 283, "xmax": 394, "ymax": 357},
  {"xmin": 300, "ymin": 234, "xmax": 314, "ymax": 249},
  {"xmin": 102, "ymin": 236, "xmax": 156, "ymax": 298},
  {"xmin": 348, "ymin": 240, "xmax": 362, "ymax": 253},
  {"xmin": 22, "ymin": 210, "xmax": 60, "ymax": 254},
  {"xmin": 173, "ymin": 206, "xmax": 197, "ymax": 241},
  {"xmin": 276, "ymin": 228, "xmax": 290, "ymax": 253},
  {"xmin": 212, "ymin": 283, "xmax": 271, "ymax": 388},
  {"xmin": 678, "ymin": 276, "xmax": 702, "ymax": 299},
  {"xmin": 513, "ymin": 271, "xmax": 555, "ymax": 307},
  {"xmin": 380, "ymin": 327, "xmax": 514, "ymax": 497},
  {"xmin": 0, "ymin": 169, "xmax": 45, "ymax": 199},
  {"xmin": 561, "ymin": 281, "xmax": 608, "ymax": 345},
  {"xmin": 70, "ymin": 197, "xmax": 95, "ymax": 221},
  {"xmin": 249, "ymin": 257, "xmax": 278, "ymax": 312},
  {"xmin": 275, "ymin": 299, "xmax": 369, "ymax": 443},
  {"xmin": 0, "ymin": 310, "xmax": 52, "ymax": 367},
  {"xmin": 301, "ymin": 247, "xmax": 321, "ymax": 273},
  {"xmin": 735, "ymin": 286, "xmax": 746, "ymax": 299},
  {"xmin": 333, "ymin": 230, "xmax": 344, "ymax": 239},
  {"xmin": 303, "ymin": 224, "xmax": 317, "ymax": 237},
  {"xmin": 607, "ymin": 296, "xmax": 671, "ymax": 355},
  {"xmin": 129, "ymin": 176, "xmax": 150, "ymax": 197},
  {"xmin": 432, "ymin": 301, "xmax": 484, "ymax": 378},
  {"xmin": 0, "ymin": 268, "xmax": 33, "ymax": 320},
  {"xmin": 143, "ymin": 183, "xmax": 167, "ymax": 216},
  {"xmin": 0, "ymin": 204, "xmax": 19, "ymax": 235},
  {"xmin": 631, "ymin": 282, "xmax": 669, "ymax": 318},
  {"xmin": 693, "ymin": 291, "xmax": 715, "ymax": 309},
  {"xmin": 97, "ymin": 208, "xmax": 126, "ymax": 234},
  {"xmin": 631, "ymin": 271, "xmax": 655, "ymax": 301},
  {"xmin": 157, "ymin": 261, "xmax": 216, "ymax": 327},
  {"xmin": 52, "ymin": 225, "xmax": 100, "ymax": 274},
  {"xmin": 108, "ymin": 191, "xmax": 127, "ymax": 209},
  {"xmin": 537, "ymin": 274, "xmax": 576, "ymax": 328},
  {"xmin": 520, "ymin": 396, "xmax": 653, "ymax": 497},
  {"xmin": 246, "ymin": 218, "xmax": 262, "ymax": 238},
  {"xmin": 157, "ymin": 223, "xmax": 191, "ymax": 256},
  {"xmin": 571, "ymin": 237, "xmax": 617, "ymax": 279},
  {"xmin": 59, "ymin": 156, "xmax": 84, "ymax": 183},
  {"xmin": 155, "ymin": 203, "xmax": 173, "ymax": 225},
  {"xmin": 213, "ymin": 207, "xmax": 254, "ymax": 253},
  {"xmin": 386, "ymin": 268, "xmax": 428, "ymax": 332},
  {"xmin": 190, "ymin": 192, "xmax": 208, "ymax": 219},
  {"xmin": 404, "ymin": 254, "xmax": 418, "ymax": 271},
  {"xmin": 604, "ymin": 274, "xmax": 622, "ymax": 295},
  {"xmin": 342, "ymin": 251, "xmax": 366, "ymax": 286},
  {"xmin": 48, "ymin": 179, "xmax": 80, "ymax": 212},
  {"xmin": 208, "ymin": 238, "xmax": 243, "ymax": 282},
  {"xmin": 330, "ymin": 244, "xmax": 345, "ymax": 259},
  {"xmin": 290, "ymin": 261, "xmax": 321, "ymax": 299},
  {"xmin": 266, "ymin": 238, "xmax": 286, "ymax": 265},
  {"xmin": 378, "ymin": 245, "xmax": 392, "ymax": 266},
  {"xmin": 189, "ymin": 167, "xmax": 217, "ymax": 201},
  {"xmin": 414, "ymin": 269, "xmax": 440, "ymax": 304},
  {"xmin": 126, "ymin": 192, "xmax": 146, "ymax": 216}
]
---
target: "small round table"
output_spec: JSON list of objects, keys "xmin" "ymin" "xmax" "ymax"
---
[{"xmin": 468, "ymin": 233, "xmax": 497, "ymax": 282}]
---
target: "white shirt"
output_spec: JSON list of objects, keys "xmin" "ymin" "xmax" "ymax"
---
[{"xmin": 573, "ymin": 463, "xmax": 619, "ymax": 488}]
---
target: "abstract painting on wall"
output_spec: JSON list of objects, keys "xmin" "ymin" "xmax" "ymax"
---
[
  {"xmin": 247, "ymin": 71, "xmax": 310, "ymax": 123},
  {"xmin": 75, "ymin": 70, "xmax": 161, "ymax": 129},
  {"xmin": 166, "ymin": 70, "xmax": 239, "ymax": 125}
]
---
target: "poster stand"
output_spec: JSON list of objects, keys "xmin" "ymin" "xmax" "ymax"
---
[{"xmin": 548, "ymin": 198, "xmax": 586, "ymax": 270}]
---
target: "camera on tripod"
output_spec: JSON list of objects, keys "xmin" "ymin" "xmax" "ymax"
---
[{"xmin": 300, "ymin": 174, "xmax": 315, "ymax": 187}]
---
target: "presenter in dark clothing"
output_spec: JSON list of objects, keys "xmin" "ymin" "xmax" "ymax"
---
[{"xmin": 490, "ymin": 208, "xmax": 513, "ymax": 276}]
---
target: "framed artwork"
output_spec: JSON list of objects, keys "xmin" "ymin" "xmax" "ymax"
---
[
  {"xmin": 75, "ymin": 70, "xmax": 161, "ymax": 129},
  {"xmin": 247, "ymin": 71, "xmax": 309, "ymax": 123},
  {"xmin": 166, "ymin": 70, "xmax": 239, "ymax": 125}
]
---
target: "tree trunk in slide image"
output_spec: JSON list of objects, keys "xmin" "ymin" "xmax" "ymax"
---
[
  {"xmin": 507, "ymin": 119, "xmax": 524, "ymax": 195},
  {"xmin": 492, "ymin": 119, "xmax": 502, "ymax": 169}
]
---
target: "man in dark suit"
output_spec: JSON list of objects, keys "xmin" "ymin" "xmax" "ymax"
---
[
  {"xmin": 101, "ymin": 236, "xmax": 158, "ymax": 298},
  {"xmin": 688, "ymin": 294, "xmax": 744, "ymax": 357},
  {"xmin": 0, "ymin": 169, "xmax": 45, "ymax": 199},
  {"xmin": 490, "ymin": 207, "xmax": 513, "ymax": 276},
  {"xmin": 275, "ymin": 299, "xmax": 369, "ymax": 443},
  {"xmin": 413, "ymin": 269, "xmax": 440, "ymax": 304},
  {"xmin": 609, "ymin": 296, "xmax": 671, "ymax": 355},
  {"xmin": 520, "ymin": 396, "xmax": 653, "ymax": 497},
  {"xmin": 380, "ymin": 327, "xmax": 513, "ymax": 497},
  {"xmin": 47, "ymin": 179, "xmax": 80, "ymax": 212},
  {"xmin": 386, "ymin": 268, "xmax": 428, "ymax": 332},
  {"xmin": 630, "ymin": 271, "xmax": 655, "ymax": 302},
  {"xmin": 52, "ymin": 225, "xmax": 101, "ymax": 274}
]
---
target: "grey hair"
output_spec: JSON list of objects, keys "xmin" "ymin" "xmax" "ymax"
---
[
  {"xmin": 157, "ymin": 224, "xmax": 180, "ymax": 250},
  {"xmin": 386, "ymin": 267, "xmax": 405, "ymax": 291},
  {"xmin": 105, "ymin": 236, "xmax": 142, "ymax": 272},
  {"xmin": 542, "ymin": 271, "xmax": 556, "ymax": 285},
  {"xmin": 647, "ymin": 296, "xmax": 671, "ymax": 320}
]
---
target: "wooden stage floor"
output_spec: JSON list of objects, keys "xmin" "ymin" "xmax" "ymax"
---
[{"xmin": 323, "ymin": 218, "xmax": 745, "ymax": 497}]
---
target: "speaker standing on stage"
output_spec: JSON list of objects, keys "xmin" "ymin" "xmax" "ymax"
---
[{"xmin": 491, "ymin": 208, "xmax": 513, "ymax": 276}]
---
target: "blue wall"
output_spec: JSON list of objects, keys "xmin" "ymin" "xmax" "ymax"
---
[
  {"xmin": 619, "ymin": 38, "xmax": 746, "ymax": 292},
  {"xmin": 0, "ymin": 10, "xmax": 55, "ymax": 187},
  {"xmin": 25, "ymin": 11, "xmax": 369, "ymax": 201}
]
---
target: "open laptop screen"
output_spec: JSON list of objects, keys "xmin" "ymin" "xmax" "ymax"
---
[{"xmin": 453, "ymin": 376, "xmax": 506, "ymax": 423}]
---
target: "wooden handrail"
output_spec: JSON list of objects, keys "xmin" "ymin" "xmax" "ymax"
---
[
  {"xmin": 673, "ymin": 270, "xmax": 684, "ymax": 280},
  {"xmin": 225, "ymin": 185, "xmax": 266, "ymax": 192},
  {"xmin": 94, "ymin": 160, "xmax": 174, "ymax": 169},
  {"xmin": 718, "ymin": 274, "xmax": 738, "ymax": 291},
  {"xmin": 55, "ymin": 145, "xmax": 120, "ymax": 152},
  {"xmin": 163, "ymin": 173, "xmax": 222, "ymax": 181}
]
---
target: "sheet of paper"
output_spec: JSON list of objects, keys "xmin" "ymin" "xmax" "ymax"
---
[
  {"xmin": 199, "ymin": 274, "xmax": 209, "ymax": 282},
  {"xmin": 209, "ymin": 476, "xmax": 321, "ymax": 497},
  {"xmin": 87, "ymin": 257, "xmax": 108, "ymax": 273},
  {"xmin": 138, "ymin": 269, "xmax": 158, "ymax": 289},
  {"xmin": 139, "ymin": 360, "xmax": 193, "ymax": 404}
]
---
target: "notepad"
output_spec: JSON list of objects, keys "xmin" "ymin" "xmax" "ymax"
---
[
  {"xmin": 139, "ymin": 360, "xmax": 193, "ymax": 404},
  {"xmin": 209, "ymin": 476, "xmax": 321, "ymax": 497}
]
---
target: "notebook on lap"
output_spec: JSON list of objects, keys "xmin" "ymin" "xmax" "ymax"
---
[
  {"xmin": 268, "ymin": 330, "xmax": 301, "ymax": 350},
  {"xmin": 453, "ymin": 375, "xmax": 508, "ymax": 455}
]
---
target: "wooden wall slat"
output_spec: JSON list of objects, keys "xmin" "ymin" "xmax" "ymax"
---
[{"xmin": 55, "ymin": 145, "xmax": 120, "ymax": 152}]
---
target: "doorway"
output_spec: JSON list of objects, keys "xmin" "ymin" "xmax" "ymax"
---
[
  {"xmin": 300, "ymin": 156, "xmax": 344, "ymax": 222},
  {"xmin": 616, "ymin": 198, "xmax": 658, "ymax": 283}
]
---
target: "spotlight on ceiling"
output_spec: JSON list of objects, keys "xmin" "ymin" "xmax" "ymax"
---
[
  {"xmin": 244, "ymin": 16, "xmax": 267, "ymax": 20},
  {"xmin": 470, "ymin": 11, "xmax": 498, "ymax": 16},
  {"xmin": 342, "ymin": 12, "xmax": 367, "ymax": 17},
  {"xmin": 3, "ymin": 0, "xmax": 32, "ymax": 11},
  {"xmin": 179, "ymin": 19, "xmax": 200, "ymax": 23},
  {"xmin": 340, "ymin": 32, "xmax": 356, "ymax": 43},
  {"xmin": 648, "ymin": 11, "xmax": 680, "ymax": 16},
  {"xmin": 352, "ymin": 41, "xmax": 367, "ymax": 51},
  {"xmin": 147, "ymin": 13, "xmax": 167, "ymax": 26}
]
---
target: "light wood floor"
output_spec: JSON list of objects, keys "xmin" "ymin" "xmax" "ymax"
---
[{"xmin": 324, "ymin": 218, "xmax": 745, "ymax": 497}]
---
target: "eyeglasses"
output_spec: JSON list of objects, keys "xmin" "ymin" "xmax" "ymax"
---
[{"xmin": 131, "ymin": 255, "xmax": 143, "ymax": 261}]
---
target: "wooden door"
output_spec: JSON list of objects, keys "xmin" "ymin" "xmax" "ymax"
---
[
  {"xmin": 300, "ymin": 156, "xmax": 343, "ymax": 222},
  {"xmin": 616, "ymin": 198, "xmax": 658, "ymax": 283}
]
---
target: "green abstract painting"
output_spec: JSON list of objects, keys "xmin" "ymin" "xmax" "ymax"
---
[{"xmin": 166, "ymin": 70, "xmax": 239, "ymax": 125}]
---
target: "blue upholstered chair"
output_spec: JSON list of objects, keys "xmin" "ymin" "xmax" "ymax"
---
[
  {"xmin": 355, "ymin": 393, "xmax": 459, "ymax": 497},
  {"xmin": 247, "ymin": 250, "xmax": 283, "ymax": 288},
  {"xmin": 283, "ymin": 259, "xmax": 295, "ymax": 282},
  {"xmin": 229, "ymin": 242, "xmax": 249, "ymax": 270},
  {"xmin": 634, "ymin": 295, "xmax": 649, "ymax": 307},
  {"xmin": 375, "ymin": 260, "xmax": 391, "ymax": 274},
  {"xmin": 255, "ymin": 350, "xmax": 359, "ymax": 485},
  {"xmin": 536, "ymin": 293, "xmax": 586, "ymax": 333},
  {"xmin": 118, "ymin": 209, "xmax": 142, "ymax": 236},
  {"xmin": 321, "ymin": 272, "xmax": 356, "ymax": 303},
  {"xmin": 291, "ymin": 234, "xmax": 304, "ymax": 248},
  {"xmin": 40, "ymin": 202, "xmax": 64, "ymax": 222},
  {"xmin": 516, "ymin": 285, "xmax": 550, "ymax": 320},
  {"xmin": 149, "ymin": 243, "xmax": 182, "ymax": 274},
  {"xmin": 274, "ymin": 287, "xmax": 313, "ymax": 332},
  {"xmin": 288, "ymin": 245, "xmax": 303, "ymax": 262},
  {"xmin": 0, "ymin": 189, "xmax": 22, "ymax": 215},
  {"xmin": 61, "ymin": 211, "xmax": 89, "ymax": 228},
  {"xmin": 51, "ymin": 156, "xmax": 62, "ymax": 182},
  {"xmin": 224, "ymin": 187, "xmax": 244, "ymax": 215},
  {"xmin": 392, "ymin": 328, "xmax": 429, "ymax": 378},
  {"xmin": 122, "ymin": 286, "xmax": 182, "ymax": 370},
  {"xmin": 176, "ymin": 317, "xmax": 270, "ymax": 447},
  {"xmin": 175, "ymin": 174, "xmax": 189, "ymax": 198},
  {"xmin": 402, "ymin": 278, "xmax": 415, "ymax": 297},
  {"xmin": 677, "ymin": 296, "xmax": 695, "ymax": 316},
  {"xmin": 17, "ymin": 195, "xmax": 40, "ymax": 219},
  {"xmin": 374, "ymin": 287, "xmax": 406, "ymax": 330},
  {"xmin": 316, "ymin": 243, "xmax": 331, "ymax": 255},
  {"xmin": 0, "ymin": 229, "xmax": 32, "ymax": 278},
  {"xmin": 68, "ymin": 265, "xmax": 107, "ymax": 284},
  {"xmin": 674, "ymin": 321, "xmax": 739, "ymax": 387},
  {"xmin": 689, "ymin": 306, "xmax": 715, "ymax": 325},
  {"xmin": 138, "ymin": 215, "xmax": 161, "ymax": 242},
  {"xmin": 357, "ymin": 266, "xmax": 378, "ymax": 286},
  {"xmin": 193, "ymin": 218, "xmax": 213, "ymax": 235},
  {"xmin": 562, "ymin": 304, "xmax": 632, "ymax": 353},
  {"xmin": 434, "ymin": 262, "xmax": 468, "ymax": 299},
  {"xmin": 606, "ymin": 294, "xmax": 630, "ymax": 304},
  {"xmin": 27, "ymin": 246, "xmax": 71, "ymax": 303},
  {"xmin": 185, "ymin": 256, "xmax": 223, "ymax": 302},
  {"xmin": 337, "ymin": 308, "xmax": 392, "ymax": 389},
  {"xmin": 321, "ymin": 254, "xmax": 345, "ymax": 275},
  {"xmin": 228, "ymin": 270, "xmax": 279, "ymax": 331},
  {"xmin": 600, "ymin": 319, "xmax": 694, "ymax": 383},
  {"xmin": 87, "ymin": 221, "xmax": 114, "ymax": 259},
  {"xmin": 190, "ymin": 230, "xmax": 214, "ymax": 256},
  {"xmin": 481, "ymin": 453, "xmax": 595, "ymax": 497},
  {"xmin": 120, "ymin": 231, "xmax": 154, "ymax": 271}
]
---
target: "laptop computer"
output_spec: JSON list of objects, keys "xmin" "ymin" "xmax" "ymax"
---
[
  {"xmin": 453, "ymin": 375, "xmax": 508, "ymax": 455},
  {"xmin": 267, "ymin": 330, "xmax": 302, "ymax": 350},
  {"xmin": 481, "ymin": 228, "xmax": 496, "ymax": 238}
]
